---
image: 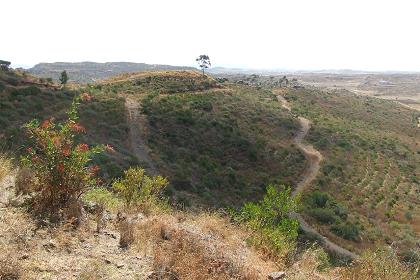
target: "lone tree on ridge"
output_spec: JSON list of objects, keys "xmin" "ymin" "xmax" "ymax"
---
[
  {"xmin": 196, "ymin": 55, "xmax": 211, "ymax": 76},
  {"xmin": 0, "ymin": 60, "xmax": 11, "ymax": 71},
  {"xmin": 59, "ymin": 70, "xmax": 68, "ymax": 86}
]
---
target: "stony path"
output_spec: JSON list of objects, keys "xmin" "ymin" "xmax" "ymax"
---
[
  {"xmin": 276, "ymin": 93, "xmax": 359, "ymax": 260},
  {"xmin": 125, "ymin": 97, "xmax": 158, "ymax": 175}
]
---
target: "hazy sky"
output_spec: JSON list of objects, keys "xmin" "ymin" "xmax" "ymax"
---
[{"xmin": 3, "ymin": 0, "xmax": 420, "ymax": 71}]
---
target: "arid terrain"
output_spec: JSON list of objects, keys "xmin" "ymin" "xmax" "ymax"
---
[
  {"xmin": 290, "ymin": 72, "xmax": 420, "ymax": 111},
  {"xmin": 0, "ymin": 66, "xmax": 418, "ymax": 279}
]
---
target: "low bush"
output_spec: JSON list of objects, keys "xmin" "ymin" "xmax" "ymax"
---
[
  {"xmin": 82, "ymin": 187, "xmax": 122, "ymax": 210},
  {"xmin": 21, "ymin": 95, "xmax": 107, "ymax": 220},
  {"xmin": 309, "ymin": 208, "xmax": 339, "ymax": 224},
  {"xmin": 306, "ymin": 191, "xmax": 330, "ymax": 208},
  {"xmin": 112, "ymin": 167, "xmax": 168, "ymax": 212},
  {"xmin": 331, "ymin": 222, "xmax": 359, "ymax": 241},
  {"xmin": 235, "ymin": 184, "xmax": 299, "ymax": 259},
  {"xmin": 7, "ymin": 76, "xmax": 19, "ymax": 86}
]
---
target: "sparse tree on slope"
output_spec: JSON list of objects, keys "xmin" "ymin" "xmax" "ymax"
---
[
  {"xmin": 196, "ymin": 55, "xmax": 211, "ymax": 76},
  {"xmin": 59, "ymin": 70, "xmax": 68, "ymax": 86},
  {"xmin": 0, "ymin": 60, "xmax": 11, "ymax": 71}
]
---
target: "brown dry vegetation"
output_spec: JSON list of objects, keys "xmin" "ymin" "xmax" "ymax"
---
[
  {"xmin": 1, "ymin": 168, "xmax": 417, "ymax": 279},
  {"xmin": 0, "ymin": 153, "xmax": 12, "ymax": 182},
  {"xmin": 135, "ymin": 213, "xmax": 276, "ymax": 279},
  {"xmin": 1, "ymin": 69, "xmax": 418, "ymax": 279}
]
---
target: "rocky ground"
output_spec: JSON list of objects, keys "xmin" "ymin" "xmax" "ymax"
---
[{"xmin": 0, "ymin": 172, "xmax": 154, "ymax": 280}]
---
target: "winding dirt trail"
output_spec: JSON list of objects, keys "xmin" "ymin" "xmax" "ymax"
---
[
  {"xmin": 125, "ymin": 97, "xmax": 158, "ymax": 175},
  {"xmin": 276, "ymin": 93, "xmax": 359, "ymax": 260}
]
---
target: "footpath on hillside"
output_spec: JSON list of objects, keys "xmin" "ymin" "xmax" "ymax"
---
[
  {"xmin": 125, "ymin": 97, "xmax": 158, "ymax": 175},
  {"xmin": 276, "ymin": 92, "xmax": 359, "ymax": 260}
]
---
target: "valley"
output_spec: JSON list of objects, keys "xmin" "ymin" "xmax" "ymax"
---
[{"xmin": 0, "ymin": 66, "xmax": 418, "ymax": 278}]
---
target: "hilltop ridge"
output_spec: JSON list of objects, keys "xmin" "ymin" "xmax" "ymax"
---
[{"xmin": 28, "ymin": 62, "xmax": 195, "ymax": 83}]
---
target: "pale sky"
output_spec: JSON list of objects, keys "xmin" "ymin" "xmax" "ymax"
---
[{"xmin": 2, "ymin": 0, "xmax": 420, "ymax": 71}]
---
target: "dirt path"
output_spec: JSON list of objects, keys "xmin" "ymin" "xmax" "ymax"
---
[
  {"xmin": 276, "ymin": 94, "xmax": 359, "ymax": 260},
  {"xmin": 125, "ymin": 97, "xmax": 158, "ymax": 175}
]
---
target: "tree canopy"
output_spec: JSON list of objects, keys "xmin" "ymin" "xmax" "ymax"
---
[
  {"xmin": 59, "ymin": 70, "xmax": 68, "ymax": 85},
  {"xmin": 196, "ymin": 55, "xmax": 211, "ymax": 76}
]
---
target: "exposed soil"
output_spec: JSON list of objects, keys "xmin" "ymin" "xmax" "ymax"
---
[
  {"xmin": 125, "ymin": 97, "xmax": 158, "ymax": 175},
  {"xmin": 276, "ymin": 93, "xmax": 359, "ymax": 260}
]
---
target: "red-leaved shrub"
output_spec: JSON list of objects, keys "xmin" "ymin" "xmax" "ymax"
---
[{"xmin": 21, "ymin": 95, "xmax": 106, "ymax": 220}]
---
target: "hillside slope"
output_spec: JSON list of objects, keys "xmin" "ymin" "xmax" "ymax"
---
[
  {"xmin": 284, "ymin": 87, "xmax": 419, "ymax": 257},
  {"xmin": 0, "ymin": 69, "xmax": 134, "ymax": 180},
  {"xmin": 2, "ymin": 68, "xmax": 418, "ymax": 262},
  {"xmin": 1, "ymin": 69, "xmax": 306, "ymax": 207},
  {"xmin": 98, "ymin": 71, "xmax": 306, "ymax": 207},
  {"xmin": 28, "ymin": 62, "xmax": 195, "ymax": 84}
]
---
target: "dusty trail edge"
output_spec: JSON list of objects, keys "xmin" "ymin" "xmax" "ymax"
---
[
  {"xmin": 125, "ymin": 97, "xmax": 158, "ymax": 175},
  {"xmin": 276, "ymin": 93, "xmax": 359, "ymax": 260}
]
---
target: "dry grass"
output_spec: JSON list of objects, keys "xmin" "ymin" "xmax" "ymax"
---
[
  {"xmin": 1, "ymin": 196, "xmax": 416, "ymax": 280},
  {"xmin": 341, "ymin": 247, "xmax": 417, "ymax": 280},
  {"xmin": 116, "ymin": 212, "xmax": 135, "ymax": 248},
  {"xmin": 0, "ymin": 154, "xmax": 12, "ymax": 183},
  {"xmin": 0, "ymin": 252, "xmax": 21, "ymax": 280},
  {"xmin": 78, "ymin": 260, "xmax": 110, "ymax": 280},
  {"xmin": 286, "ymin": 247, "xmax": 341, "ymax": 280},
  {"xmin": 134, "ymin": 212, "xmax": 277, "ymax": 280}
]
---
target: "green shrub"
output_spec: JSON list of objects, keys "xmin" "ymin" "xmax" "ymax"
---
[
  {"xmin": 236, "ymin": 184, "xmax": 299, "ymax": 259},
  {"xmin": 330, "ymin": 202, "xmax": 348, "ymax": 219},
  {"xmin": 112, "ymin": 167, "xmax": 168, "ymax": 209},
  {"xmin": 7, "ymin": 76, "xmax": 19, "ymax": 86},
  {"xmin": 11, "ymin": 86, "xmax": 41, "ymax": 97},
  {"xmin": 82, "ymin": 187, "xmax": 122, "ymax": 209},
  {"xmin": 307, "ymin": 191, "xmax": 330, "ymax": 208},
  {"xmin": 331, "ymin": 222, "xmax": 359, "ymax": 241},
  {"xmin": 309, "ymin": 208, "xmax": 339, "ymax": 224}
]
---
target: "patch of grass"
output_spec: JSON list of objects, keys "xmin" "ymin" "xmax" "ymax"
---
[
  {"xmin": 342, "ymin": 247, "xmax": 417, "ymax": 280},
  {"xmin": 82, "ymin": 187, "xmax": 122, "ymax": 210}
]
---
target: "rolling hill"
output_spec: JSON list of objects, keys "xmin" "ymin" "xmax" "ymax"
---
[
  {"xmin": 1, "ymin": 67, "xmax": 418, "ymax": 265},
  {"xmin": 28, "ymin": 61, "xmax": 195, "ymax": 83}
]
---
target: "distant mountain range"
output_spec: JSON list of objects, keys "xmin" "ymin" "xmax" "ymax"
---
[
  {"xmin": 27, "ymin": 62, "xmax": 420, "ymax": 84},
  {"xmin": 208, "ymin": 67, "xmax": 419, "ymax": 76},
  {"xmin": 28, "ymin": 61, "xmax": 196, "ymax": 83}
]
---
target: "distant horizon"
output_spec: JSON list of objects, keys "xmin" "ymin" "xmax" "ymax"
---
[
  {"xmin": 4, "ymin": 0, "xmax": 420, "ymax": 72},
  {"xmin": 14, "ymin": 60, "xmax": 420, "ymax": 74}
]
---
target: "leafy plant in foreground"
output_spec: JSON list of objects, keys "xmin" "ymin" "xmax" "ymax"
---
[
  {"xmin": 112, "ymin": 167, "xmax": 168, "ymax": 211},
  {"xmin": 21, "ymin": 94, "xmax": 110, "ymax": 219},
  {"xmin": 235, "ymin": 184, "xmax": 299, "ymax": 259}
]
